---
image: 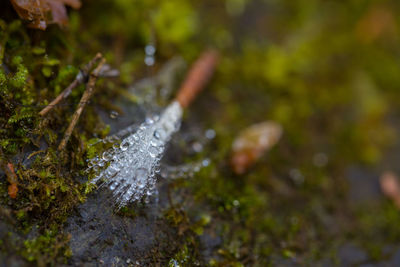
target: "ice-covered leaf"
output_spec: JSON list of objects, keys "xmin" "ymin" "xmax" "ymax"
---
[{"xmin": 231, "ymin": 121, "xmax": 282, "ymax": 174}]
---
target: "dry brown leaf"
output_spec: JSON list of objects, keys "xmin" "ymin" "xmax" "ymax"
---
[
  {"xmin": 356, "ymin": 5, "xmax": 396, "ymax": 43},
  {"xmin": 10, "ymin": 0, "xmax": 81, "ymax": 30},
  {"xmin": 6, "ymin": 162, "xmax": 18, "ymax": 199},
  {"xmin": 8, "ymin": 183, "xmax": 18, "ymax": 199},
  {"xmin": 231, "ymin": 121, "xmax": 282, "ymax": 175},
  {"xmin": 380, "ymin": 171, "xmax": 400, "ymax": 209}
]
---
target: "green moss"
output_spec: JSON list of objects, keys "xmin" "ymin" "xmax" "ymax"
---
[
  {"xmin": 168, "ymin": 245, "xmax": 190, "ymax": 267},
  {"xmin": 21, "ymin": 229, "xmax": 71, "ymax": 265}
]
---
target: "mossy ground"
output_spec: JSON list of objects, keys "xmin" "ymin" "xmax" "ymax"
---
[{"xmin": 1, "ymin": 0, "xmax": 400, "ymax": 266}]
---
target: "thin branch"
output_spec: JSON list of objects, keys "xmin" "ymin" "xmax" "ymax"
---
[
  {"xmin": 58, "ymin": 57, "xmax": 106, "ymax": 151},
  {"xmin": 175, "ymin": 50, "xmax": 218, "ymax": 108},
  {"xmin": 39, "ymin": 53, "xmax": 102, "ymax": 116}
]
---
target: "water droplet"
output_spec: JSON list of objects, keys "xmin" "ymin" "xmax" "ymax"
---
[
  {"xmin": 145, "ymin": 117, "xmax": 154, "ymax": 125},
  {"xmin": 313, "ymin": 153, "xmax": 328, "ymax": 167},
  {"xmin": 289, "ymin": 169, "xmax": 304, "ymax": 185},
  {"xmin": 148, "ymin": 145, "xmax": 159, "ymax": 158},
  {"xmin": 135, "ymin": 168, "xmax": 148, "ymax": 181},
  {"xmin": 202, "ymin": 159, "xmax": 210, "ymax": 167},
  {"xmin": 120, "ymin": 140, "xmax": 129, "ymax": 151},
  {"xmin": 124, "ymin": 189, "xmax": 134, "ymax": 201},
  {"xmin": 205, "ymin": 129, "xmax": 216, "ymax": 139},
  {"xmin": 109, "ymin": 110, "xmax": 119, "ymax": 119},
  {"xmin": 154, "ymin": 129, "xmax": 166, "ymax": 141},
  {"xmin": 102, "ymin": 151, "xmax": 112, "ymax": 161},
  {"xmin": 145, "ymin": 44, "xmax": 156, "ymax": 55},
  {"xmin": 145, "ymin": 56, "xmax": 155, "ymax": 66},
  {"xmin": 110, "ymin": 181, "xmax": 118, "ymax": 190},
  {"xmin": 192, "ymin": 142, "xmax": 203, "ymax": 152}
]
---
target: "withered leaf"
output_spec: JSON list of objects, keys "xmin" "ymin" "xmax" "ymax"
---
[
  {"xmin": 231, "ymin": 121, "xmax": 282, "ymax": 175},
  {"xmin": 355, "ymin": 5, "xmax": 396, "ymax": 43},
  {"xmin": 5, "ymin": 162, "xmax": 18, "ymax": 199},
  {"xmin": 380, "ymin": 171, "xmax": 400, "ymax": 209},
  {"xmin": 10, "ymin": 0, "xmax": 81, "ymax": 30}
]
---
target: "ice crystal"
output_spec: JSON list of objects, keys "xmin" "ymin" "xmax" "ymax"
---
[{"xmin": 89, "ymin": 101, "xmax": 183, "ymax": 207}]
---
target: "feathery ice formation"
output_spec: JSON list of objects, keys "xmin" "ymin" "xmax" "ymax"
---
[{"xmin": 88, "ymin": 101, "xmax": 183, "ymax": 207}]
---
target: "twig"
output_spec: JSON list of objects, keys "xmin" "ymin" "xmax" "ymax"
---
[
  {"xmin": 0, "ymin": 20, "xmax": 8, "ymax": 65},
  {"xmin": 58, "ymin": 57, "xmax": 106, "ymax": 151},
  {"xmin": 175, "ymin": 50, "xmax": 218, "ymax": 108},
  {"xmin": 39, "ymin": 53, "xmax": 103, "ymax": 116}
]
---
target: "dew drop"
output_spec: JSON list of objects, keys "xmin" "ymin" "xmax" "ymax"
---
[
  {"xmin": 120, "ymin": 140, "xmax": 129, "ymax": 151},
  {"xmin": 102, "ymin": 152, "xmax": 112, "ymax": 161},
  {"xmin": 148, "ymin": 145, "xmax": 159, "ymax": 158},
  {"xmin": 145, "ymin": 56, "xmax": 155, "ymax": 66},
  {"xmin": 145, "ymin": 117, "xmax": 154, "ymax": 125},
  {"xmin": 109, "ymin": 110, "xmax": 119, "ymax": 119},
  {"xmin": 205, "ymin": 129, "xmax": 216, "ymax": 139},
  {"xmin": 192, "ymin": 142, "xmax": 203, "ymax": 152},
  {"xmin": 110, "ymin": 181, "xmax": 118, "ymax": 190},
  {"xmin": 145, "ymin": 44, "xmax": 156, "ymax": 55},
  {"xmin": 202, "ymin": 159, "xmax": 210, "ymax": 167}
]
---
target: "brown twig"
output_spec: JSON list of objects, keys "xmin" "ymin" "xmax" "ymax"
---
[
  {"xmin": 175, "ymin": 49, "xmax": 219, "ymax": 108},
  {"xmin": 39, "ymin": 53, "xmax": 103, "ymax": 116},
  {"xmin": 58, "ymin": 57, "xmax": 106, "ymax": 151}
]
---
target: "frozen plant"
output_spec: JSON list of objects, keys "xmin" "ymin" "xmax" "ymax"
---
[
  {"xmin": 88, "ymin": 50, "xmax": 218, "ymax": 207},
  {"xmin": 89, "ymin": 101, "xmax": 183, "ymax": 207}
]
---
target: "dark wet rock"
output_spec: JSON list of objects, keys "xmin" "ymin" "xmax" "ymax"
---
[
  {"xmin": 198, "ymin": 230, "xmax": 222, "ymax": 262},
  {"xmin": 389, "ymin": 247, "xmax": 400, "ymax": 266},
  {"xmin": 0, "ymin": 214, "xmax": 28, "ymax": 267},
  {"xmin": 346, "ymin": 167, "xmax": 382, "ymax": 205},
  {"xmin": 315, "ymin": 258, "xmax": 334, "ymax": 267},
  {"xmin": 65, "ymin": 187, "xmax": 181, "ymax": 266},
  {"xmin": 338, "ymin": 243, "xmax": 368, "ymax": 266},
  {"xmin": 359, "ymin": 264, "xmax": 377, "ymax": 267}
]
